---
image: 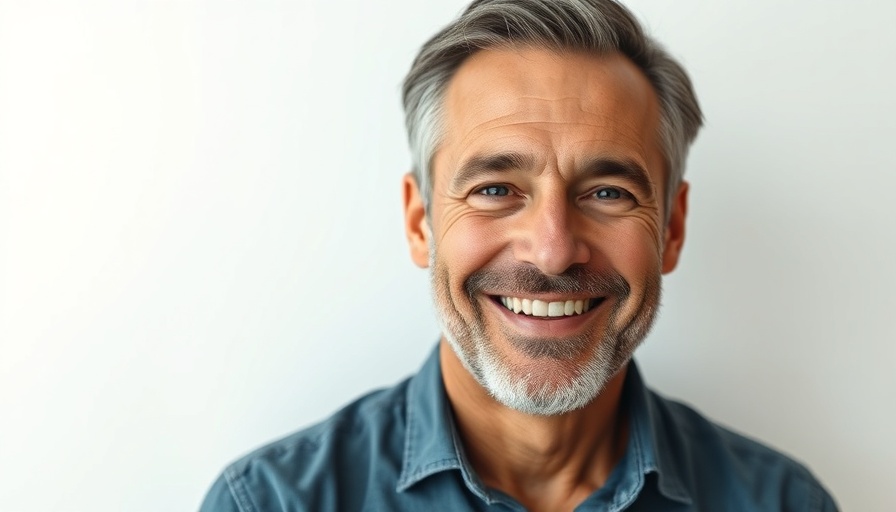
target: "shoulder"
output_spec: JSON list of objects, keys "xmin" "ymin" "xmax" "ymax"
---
[
  {"xmin": 200, "ymin": 380, "xmax": 411, "ymax": 512},
  {"xmin": 645, "ymin": 389, "xmax": 838, "ymax": 511}
]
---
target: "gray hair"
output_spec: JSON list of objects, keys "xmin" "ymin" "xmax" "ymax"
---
[{"xmin": 401, "ymin": 0, "xmax": 703, "ymax": 218}]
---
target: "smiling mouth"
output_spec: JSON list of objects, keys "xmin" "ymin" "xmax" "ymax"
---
[{"xmin": 492, "ymin": 296, "xmax": 604, "ymax": 318}]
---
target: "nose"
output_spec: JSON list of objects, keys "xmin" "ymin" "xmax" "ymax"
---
[{"xmin": 511, "ymin": 193, "xmax": 590, "ymax": 276}]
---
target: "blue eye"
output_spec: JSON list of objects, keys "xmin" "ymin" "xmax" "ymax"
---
[
  {"xmin": 595, "ymin": 187, "xmax": 623, "ymax": 199},
  {"xmin": 479, "ymin": 185, "xmax": 510, "ymax": 196}
]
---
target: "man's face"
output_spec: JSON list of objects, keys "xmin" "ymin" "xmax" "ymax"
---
[{"xmin": 403, "ymin": 48, "xmax": 687, "ymax": 415}]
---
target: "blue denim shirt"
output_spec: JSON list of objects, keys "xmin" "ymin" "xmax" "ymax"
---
[{"xmin": 200, "ymin": 347, "xmax": 838, "ymax": 511}]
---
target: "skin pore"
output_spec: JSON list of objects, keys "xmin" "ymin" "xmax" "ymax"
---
[{"xmin": 402, "ymin": 48, "xmax": 688, "ymax": 512}]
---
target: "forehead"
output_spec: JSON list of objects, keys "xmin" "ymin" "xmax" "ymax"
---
[{"xmin": 437, "ymin": 47, "xmax": 663, "ymax": 182}]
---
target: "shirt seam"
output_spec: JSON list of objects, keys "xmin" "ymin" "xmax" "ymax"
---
[
  {"xmin": 224, "ymin": 466, "xmax": 257, "ymax": 512},
  {"xmin": 397, "ymin": 373, "xmax": 418, "ymax": 490}
]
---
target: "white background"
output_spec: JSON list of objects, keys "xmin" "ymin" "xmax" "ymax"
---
[{"xmin": 1, "ymin": 1, "xmax": 894, "ymax": 511}]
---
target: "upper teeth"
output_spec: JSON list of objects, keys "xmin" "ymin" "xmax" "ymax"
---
[{"xmin": 499, "ymin": 297, "xmax": 591, "ymax": 317}]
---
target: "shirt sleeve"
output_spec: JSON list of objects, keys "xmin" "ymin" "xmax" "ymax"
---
[{"xmin": 198, "ymin": 472, "xmax": 246, "ymax": 512}]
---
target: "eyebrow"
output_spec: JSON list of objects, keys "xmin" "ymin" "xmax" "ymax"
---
[
  {"xmin": 450, "ymin": 152, "xmax": 536, "ymax": 192},
  {"xmin": 451, "ymin": 151, "xmax": 655, "ymax": 198},
  {"xmin": 580, "ymin": 157, "xmax": 655, "ymax": 199}
]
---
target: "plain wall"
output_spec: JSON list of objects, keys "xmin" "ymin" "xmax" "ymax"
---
[{"xmin": 1, "ymin": 1, "xmax": 894, "ymax": 510}]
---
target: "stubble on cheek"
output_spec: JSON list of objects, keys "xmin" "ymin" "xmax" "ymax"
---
[
  {"xmin": 430, "ymin": 256, "xmax": 483, "ymax": 349},
  {"xmin": 604, "ymin": 270, "xmax": 662, "ymax": 365}
]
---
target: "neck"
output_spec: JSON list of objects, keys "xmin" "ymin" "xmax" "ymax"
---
[{"xmin": 439, "ymin": 340, "xmax": 630, "ymax": 512}]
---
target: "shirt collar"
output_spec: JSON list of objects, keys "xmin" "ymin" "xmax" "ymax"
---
[
  {"xmin": 396, "ymin": 346, "xmax": 497, "ymax": 501},
  {"xmin": 397, "ymin": 345, "xmax": 692, "ymax": 506},
  {"xmin": 396, "ymin": 345, "xmax": 463, "ymax": 491},
  {"xmin": 624, "ymin": 360, "xmax": 693, "ymax": 505}
]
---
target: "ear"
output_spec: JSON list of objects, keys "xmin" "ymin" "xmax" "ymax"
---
[
  {"xmin": 402, "ymin": 173, "xmax": 431, "ymax": 268},
  {"xmin": 661, "ymin": 181, "xmax": 688, "ymax": 274}
]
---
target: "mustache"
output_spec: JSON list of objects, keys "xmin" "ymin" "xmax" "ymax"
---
[{"xmin": 464, "ymin": 264, "xmax": 630, "ymax": 299}]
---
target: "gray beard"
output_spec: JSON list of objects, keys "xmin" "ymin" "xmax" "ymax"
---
[{"xmin": 430, "ymin": 255, "xmax": 661, "ymax": 416}]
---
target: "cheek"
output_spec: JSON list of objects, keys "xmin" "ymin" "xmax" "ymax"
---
[
  {"xmin": 593, "ymin": 219, "xmax": 664, "ymax": 279},
  {"xmin": 435, "ymin": 212, "xmax": 509, "ymax": 290}
]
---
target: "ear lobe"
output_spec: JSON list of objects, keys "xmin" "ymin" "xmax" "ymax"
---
[
  {"xmin": 661, "ymin": 181, "xmax": 688, "ymax": 274},
  {"xmin": 402, "ymin": 173, "xmax": 431, "ymax": 268}
]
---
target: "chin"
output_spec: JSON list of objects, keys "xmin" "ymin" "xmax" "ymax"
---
[
  {"xmin": 442, "ymin": 327, "xmax": 621, "ymax": 416},
  {"xmin": 479, "ymin": 351, "xmax": 614, "ymax": 416}
]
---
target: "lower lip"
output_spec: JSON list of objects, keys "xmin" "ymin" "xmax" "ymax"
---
[{"xmin": 488, "ymin": 297, "xmax": 605, "ymax": 337}]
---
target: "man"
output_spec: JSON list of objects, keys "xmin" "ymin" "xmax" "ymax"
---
[{"xmin": 201, "ymin": 0, "xmax": 838, "ymax": 510}]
